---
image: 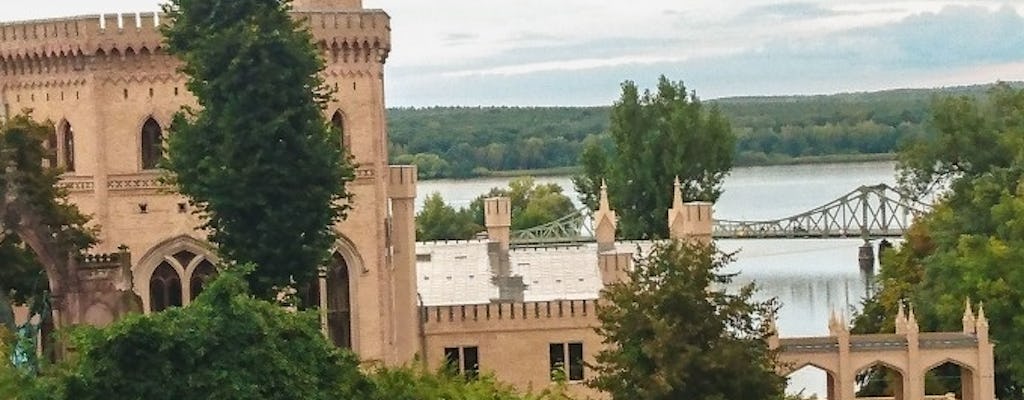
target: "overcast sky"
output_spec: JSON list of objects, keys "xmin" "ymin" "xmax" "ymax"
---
[{"xmin": 5, "ymin": 1, "xmax": 1024, "ymax": 106}]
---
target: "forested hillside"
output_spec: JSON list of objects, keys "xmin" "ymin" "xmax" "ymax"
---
[{"xmin": 387, "ymin": 83, "xmax": 1008, "ymax": 179}]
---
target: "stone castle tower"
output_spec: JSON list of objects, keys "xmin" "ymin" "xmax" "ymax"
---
[{"xmin": 0, "ymin": 0, "xmax": 419, "ymax": 364}]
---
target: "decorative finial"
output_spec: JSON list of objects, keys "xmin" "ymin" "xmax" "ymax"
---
[
  {"xmin": 599, "ymin": 179, "xmax": 610, "ymax": 212},
  {"xmin": 672, "ymin": 176, "xmax": 683, "ymax": 209},
  {"xmin": 895, "ymin": 302, "xmax": 907, "ymax": 334},
  {"xmin": 977, "ymin": 302, "xmax": 988, "ymax": 326}
]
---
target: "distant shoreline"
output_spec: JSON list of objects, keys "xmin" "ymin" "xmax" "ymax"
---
[{"xmin": 417, "ymin": 153, "xmax": 897, "ymax": 181}]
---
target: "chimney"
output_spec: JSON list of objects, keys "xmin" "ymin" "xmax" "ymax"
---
[
  {"xmin": 594, "ymin": 180, "xmax": 617, "ymax": 252},
  {"xmin": 667, "ymin": 177, "xmax": 714, "ymax": 243},
  {"xmin": 484, "ymin": 197, "xmax": 512, "ymax": 251}
]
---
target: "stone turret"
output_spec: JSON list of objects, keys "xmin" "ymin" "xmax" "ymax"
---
[
  {"xmin": 387, "ymin": 165, "xmax": 418, "ymax": 361},
  {"xmin": 667, "ymin": 177, "xmax": 713, "ymax": 244},
  {"xmin": 594, "ymin": 180, "xmax": 617, "ymax": 252}
]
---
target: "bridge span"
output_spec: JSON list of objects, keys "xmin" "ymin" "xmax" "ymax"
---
[{"xmin": 510, "ymin": 183, "xmax": 930, "ymax": 246}]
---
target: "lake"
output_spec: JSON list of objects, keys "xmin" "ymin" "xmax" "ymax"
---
[{"xmin": 417, "ymin": 161, "xmax": 899, "ymax": 395}]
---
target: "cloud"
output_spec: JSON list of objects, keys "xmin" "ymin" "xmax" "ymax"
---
[
  {"xmin": 384, "ymin": 4, "xmax": 1024, "ymax": 106},
  {"xmin": 737, "ymin": 2, "xmax": 838, "ymax": 20}
]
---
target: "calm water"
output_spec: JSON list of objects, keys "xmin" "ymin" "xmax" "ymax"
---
[{"xmin": 417, "ymin": 161, "xmax": 898, "ymax": 395}]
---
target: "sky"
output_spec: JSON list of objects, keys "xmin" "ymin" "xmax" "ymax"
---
[{"xmin": 5, "ymin": 1, "xmax": 1024, "ymax": 106}]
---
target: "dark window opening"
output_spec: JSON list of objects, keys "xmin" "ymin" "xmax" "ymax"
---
[
  {"xmin": 550, "ymin": 342, "xmax": 584, "ymax": 382},
  {"xmin": 327, "ymin": 252, "xmax": 352, "ymax": 349},
  {"xmin": 331, "ymin": 110, "xmax": 347, "ymax": 151},
  {"xmin": 189, "ymin": 260, "xmax": 217, "ymax": 300},
  {"xmin": 60, "ymin": 121, "xmax": 75, "ymax": 172},
  {"xmin": 444, "ymin": 346, "xmax": 479, "ymax": 378},
  {"xmin": 149, "ymin": 262, "xmax": 182, "ymax": 312},
  {"xmin": 141, "ymin": 117, "xmax": 163, "ymax": 170}
]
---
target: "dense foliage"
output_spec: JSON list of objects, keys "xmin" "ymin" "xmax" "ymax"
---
[
  {"xmin": 0, "ymin": 114, "xmax": 95, "ymax": 330},
  {"xmin": 371, "ymin": 366, "xmax": 574, "ymax": 400},
  {"xmin": 575, "ymin": 77, "xmax": 734, "ymax": 239},
  {"xmin": 416, "ymin": 177, "xmax": 576, "ymax": 241},
  {"xmin": 852, "ymin": 83, "xmax": 1024, "ymax": 399},
  {"xmin": 32, "ymin": 267, "xmax": 374, "ymax": 400},
  {"xmin": 416, "ymin": 193, "xmax": 481, "ymax": 241},
  {"xmin": 387, "ymin": 84, "xmax": 1007, "ymax": 179},
  {"xmin": 591, "ymin": 240, "xmax": 784, "ymax": 399},
  {"xmin": 161, "ymin": 0, "xmax": 354, "ymax": 299}
]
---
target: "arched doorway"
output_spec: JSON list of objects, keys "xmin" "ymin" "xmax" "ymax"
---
[
  {"xmin": 325, "ymin": 251, "xmax": 352, "ymax": 349},
  {"xmin": 149, "ymin": 262, "xmax": 182, "ymax": 312},
  {"xmin": 925, "ymin": 361, "xmax": 976, "ymax": 400},
  {"xmin": 786, "ymin": 364, "xmax": 837, "ymax": 400},
  {"xmin": 857, "ymin": 362, "xmax": 906, "ymax": 400}
]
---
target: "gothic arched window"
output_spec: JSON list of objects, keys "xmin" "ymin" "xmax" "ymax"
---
[
  {"xmin": 189, "ymin": 260, "xmax": 217, "ymax": 300},
  {"xmin": 326, "ymin": 252, "xmax": 352, "ymax": 349},
  {"xmin": 149, "ymin": 262, "xmax": 182, "ymax": 312},
  {"xmin": 141, "ymin": 117, "xmax": 163, "ymax": 170},
  {"xmin": 59, "ymin": 121, "xmax": 75, "ymax": 172},
  {"xmin": 331, "ymin": 110, "xmax": 347, "ymax": 152}
]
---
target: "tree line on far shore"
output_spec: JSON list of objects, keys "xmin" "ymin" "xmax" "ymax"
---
[{"xmin": 388, "ymin": 83, "xmax": 1010, "ymax": 179}]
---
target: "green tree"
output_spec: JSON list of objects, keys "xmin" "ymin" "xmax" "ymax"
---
[
  {"xmin": 0, "ymin": 114, "xmax": 95, "ymax": 331},
  {"xmin": 46, "ymin": 267, "xmax": 374, "ymax": 400},
  {"xmin": 574, "ymin": 76, "xmax": 735, "ymax": 239},
  {"xmin": 416, "ymin": 193, "xmax": 481, "ymax": 241},
  {"xmin": 161, "ymin": 0, "xmax": 354, "ymax": 298},
  {"xmin": 468, "ymin": 177, "xmax": 576, "ymax": 231},
  {"xmin": 853, "ymin": 83, "xmax": 1024, "ymax": 399},
  {"xmin": 591, "ymin": 240, "xmax": 784, "ymax": 400}
]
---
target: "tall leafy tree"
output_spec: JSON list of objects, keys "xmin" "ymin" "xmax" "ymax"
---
[
  {"xmin": 574, "ymin": 76, "xmax": 734, "ymax": 239},
  {"xmin": 416, "ymin": 193, "xmax": 480, "ymax": 241},
  {"xmin": 853, "ymin": 83, "xmax": 1024, "ymax": 399},
  {"xmin": 468, "ymin": 177, "xmax": 576, "ymax": 231},
  {"xmin": 161, "ymin": 0, "xmax": 354, "ymax": 298},
  {"xmin": 0, "ymin": 114, "xmax": 95, "ymax": 329},
  {"xmin": 591, "ymin": 240, "xmax": 784, "ymax": 400}
]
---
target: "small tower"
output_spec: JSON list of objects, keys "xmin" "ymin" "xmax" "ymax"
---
[
  {"xmin": 594, "ymin": 180, "xmax": 617, "ymax": 252},
  {"xmin": 484, "ymin": 197, "xmax": 512, "ymax": 251},
  {"xmin": 667, "ymin": 177, "xmax": 713, "ymax": 244},
  {"xmin": 599, "ymin": 252, "xmax": 632, "ymax": 286},
  {"xmin": 962, "ymin": 298, "xmax": 976, "ymax": 334}
]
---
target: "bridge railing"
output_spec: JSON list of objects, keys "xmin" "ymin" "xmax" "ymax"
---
[{"xmin": 510, "ymin": 183, "xmax": 932, "ymax": 244}]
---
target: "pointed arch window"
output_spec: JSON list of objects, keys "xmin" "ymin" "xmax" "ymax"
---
[
  {"xmin": 59, "ymin": 121, "xmax": 75, "ymax": 172},
  {"xmin": 326, "ymin": 252, "xmax": 352, "ymax": 349},
  {"xmin": 150, "ymin": 262, "xmax": 182, "ymax": 312},
  {"xmin": 44, "ymin": 129, "xmax": 58, "ymax": 168},
  {"xmin": 189, "ymin": 260, "xmax": 217, "ymax": 300},
  {"xmin": 141, "ymin": 117, "xmax": 163, "ymax": 170},
  {"xmin": 331, "ymin": 111, "xmax": 348, "ymax": 152}
]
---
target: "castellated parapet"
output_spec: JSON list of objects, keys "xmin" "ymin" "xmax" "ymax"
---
[
  {"xmin": 0, "ymin": 10, "xmax": 390, "ymax": 82},
  {"xmin": 422, "ymin": 300, "xmax": 597, "ymax": 333},
  {"xmin": 387, "ymin": 165, "xmax": 417, "ymax": 200}
]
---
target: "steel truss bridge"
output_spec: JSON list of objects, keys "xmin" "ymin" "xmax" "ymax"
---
[{"xmin": 510, "ymin": 183, "xmax": 931, "ymax": 246}]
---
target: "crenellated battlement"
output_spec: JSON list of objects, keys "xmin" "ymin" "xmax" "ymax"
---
[
  {"xmin": 387, "ymin": 165, "xmax": 417, "ymax": 200},
  {"xmin": 0, "ymin": 10, "xmax": 390, "ymax": 77},
  {"xmin": 422, "ymin": 300, "xmax": 598, "ymax": 333}
]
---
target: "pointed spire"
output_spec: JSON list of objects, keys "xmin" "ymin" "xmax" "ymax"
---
[
  {"xmin": 599, "ymin": 179, "xmax": 611, "ymax": 212},
  {"xmin": 895, "ymin": 302, "xmax": 907, "ymax": 334},
  {"xmin": 672, "ymin": 176, "xmax": 683, "ymax": 210},
  {"xmin": 963, "ymin": 297, "xmax": 976, "ymax": 334},
  {"xmin": 907, "ymin": 305, "xmax": 919, "ymax": 334},
  {"xmin": 977, "ymin": 302, "xmax": 988, "ymax": 327},
  {"xmin": 976, "ymin": 302, "xmax": 990, "ymax": 341}
]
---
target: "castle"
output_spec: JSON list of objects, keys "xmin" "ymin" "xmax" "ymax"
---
[{"xmin": 1, "ymin": 1, "xmax": 996, "ymax": 399}]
